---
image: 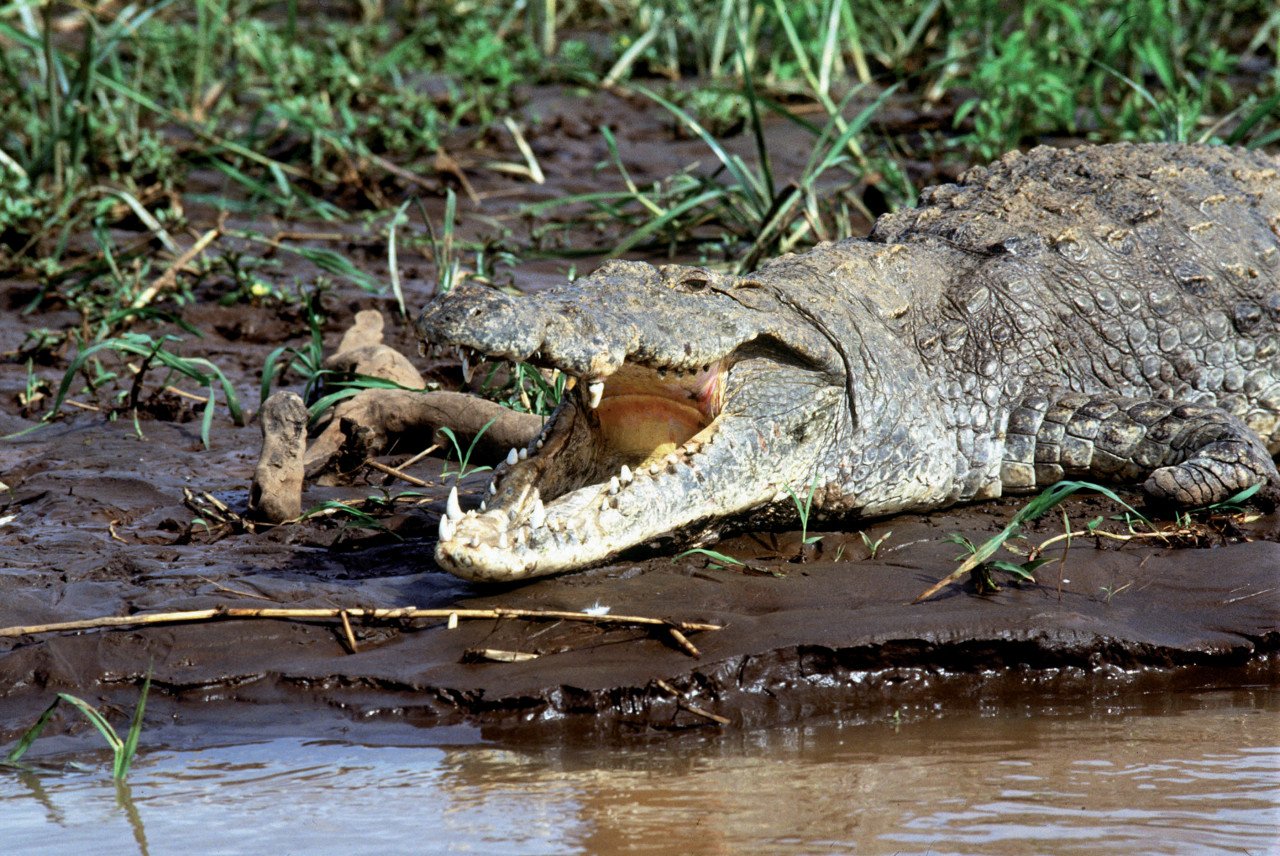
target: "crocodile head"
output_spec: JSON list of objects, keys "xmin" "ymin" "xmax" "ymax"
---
[{"xmin": 417, "ymin": 259, "xmax": 866, "ymax": 582}]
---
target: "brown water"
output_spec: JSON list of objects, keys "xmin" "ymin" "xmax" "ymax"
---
[{"xmin": 3, "ymin": 687, "xmax": 1276, "ymax": 855}]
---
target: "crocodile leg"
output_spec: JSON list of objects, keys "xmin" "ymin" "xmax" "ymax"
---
[{"xmin": 1001, "ymin": 391, "xmax": 1279, "ymax": 506}]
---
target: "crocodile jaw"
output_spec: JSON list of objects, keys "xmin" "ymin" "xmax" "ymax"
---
[
  {"xmin": 418, "ymin": 260, "xmax": 850, "ymax": 581},
  {"xmin": 434, "ymin": 358, "xmax": 839, "ymax": 581}
]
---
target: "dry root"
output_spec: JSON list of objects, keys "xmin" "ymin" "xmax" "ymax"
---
[
  {"xmin": 249, "ymin": 309, "xmax": 541, "ymax": 523},
  {"xmin": 304, "ymin": 389, "xmax": 541, "ymax": 482}
]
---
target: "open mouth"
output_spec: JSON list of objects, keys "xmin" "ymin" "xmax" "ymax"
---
[{"xmin": 436, "ymin": 350, "xmax": 736, "ymax": 579}]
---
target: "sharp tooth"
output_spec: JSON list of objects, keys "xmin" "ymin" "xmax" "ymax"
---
[
  {"xmin": 648, "ymin": 463, "xmax": 660, "ymax": 476},
  {"xmin": 536, "ymin": 439, "xmax": 544, "ymax": 450},
  {"xmin": 479, "ymin": 501, "xmax": 487, "ymax": 511},
  {"xmin": 465, "ymin": 509, "xmax": 476, "ymax": 519},
  {"xmin": 488, "ymin": 482, "xmax": 497, "ymax": 496},
  {"xmin": 446, "ymin": 486, "xmax": 463, "ymax": 521},
  {"xmin": 620, "ymin": 464, "xmax": 633, "ymax": 484},
  {"xmin": 518, "ymin": 448, "xmax": 528, "ymax": 460},
  {"xmin": 460, "ymin": 350, "xmax": 474, "ymax": 385},
  {"xmin": 438, "ymin": 514, "xmax": 455, "ymax": 542},
  {"xmin": 609, "ymin": 476, "xmax": 620, "ymax": 495},
  {"xmin": 498, "ymin": 532, "xmax": 509, "ymax": 549},
  {"xmin": 506, "ymin": 448, "xmax": 519, "ymax": 467},
  {"xmin": 529, "ymin": 498, "xmax": 546, "ymax": 529},
  {"xmin": 587, "ymin": 380, "xmax": 604, "ymax": 409}
]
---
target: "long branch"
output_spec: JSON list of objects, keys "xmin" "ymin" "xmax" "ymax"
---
[{"xmin": 0, "ymin": 605, "xmax": 722, "ymax": 639}]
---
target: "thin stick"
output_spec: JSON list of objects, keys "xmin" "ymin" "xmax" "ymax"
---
[
  {"xmin": 666, "ymin": 626, "xmax": 701, "ymax": 658},
  {"xmin": 129, "ymin": 227, "xmax": 220, "ymax": 314},
  {"xmin": 63, "ymin": 399, "xmax": 102, "ymax": 412},
  {"xmin": 653, "ymin": 678, "xmax": 729, "ymax": 725},
  {"xmin": 0, "ymin": 606, "xmax": 723, "ymax": 638},
  {"xmin": 162, "ymin": 385, "xmax": 210, "ymax": 404},
  {"xmin": 339, "ymin": 610, "xmax": 359, "ymax": 654},
  {"xmin": 398, "ymin": 443, "xmax": 442, "ymax": 469},
  {"xmin": 366, "ymin": 459, "xmax": 431, "ymax": 487}
]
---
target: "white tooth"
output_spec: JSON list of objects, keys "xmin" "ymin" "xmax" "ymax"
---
[
  {"xmin": 488, "ymin": 482, "xmax": 497, "ymax": 496},
  {"xmin": 529, "ymin": 498, "xmax": 546, "ymax": 529},
  {"xmin": 460, "ymin": 351, "xmax": 474, "ymax": 385},
  {"xmin": 498, "ymin": 532, "xmax": 509, "ymax": 550},
  {"xmin": 620, "ymin": 464, "xmax": 633, "ymax": 484},
  {"xmin": 536, "ymin": 439, "xmax": 544, "ymax": 450},
  {"xmin": 587, "ymin": 380, "xmax": 604, "ymax": 409},
  {"xmin": 439, "ymin": 514, "xmax": 455, "ymax": 542},
  {"xmin": 506, "ymin": 448, "xmax": 519, "ymax": 467},
  {"xmin": 446, "ymin": 486, "xmax": 463, "ymax": 521},
  {"xmin": 609, "ymin": 476, "xmax": 620, "ymax": 495},
  {"xmin": 518, "ymin": 448, "xmax": 528, "ymax": 460},
  {"xmin": 465, "ymin": 509, "xmax": 476, "ymax": 519},
  {"xmin": 479, "ymin": 501, "xmax": 487, "ymax": 511}
]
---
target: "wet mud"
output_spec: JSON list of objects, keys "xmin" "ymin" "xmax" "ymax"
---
[
  {"xmin": 1, "ymin": 406, "xmax": 1276, "ymax": 739},
  {"xmin": 1, "ymin": 87, "xmax": 1277, "ymax": 740}
]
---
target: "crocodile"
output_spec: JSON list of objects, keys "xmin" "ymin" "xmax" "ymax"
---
[{"xmin": 418, "ymin": 142, "xmax": 1280, "ymax": 582}]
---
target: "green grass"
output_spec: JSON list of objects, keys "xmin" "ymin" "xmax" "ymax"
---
[
  {"xmin": 3, "ymin": 0, "xmax": 1277, "ymax": 448},
  {"xmin": 925, "ymin": 480, "xmax": 1147, "ymax": 599},
  {"xmin": 3, "ymin": 672, "xmax": 150, "ymax": 780}
]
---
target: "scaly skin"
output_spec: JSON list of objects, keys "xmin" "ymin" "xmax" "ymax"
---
[{"xmin": 418, "ymin": 143, "xmax": 1280, "ymax": 581}]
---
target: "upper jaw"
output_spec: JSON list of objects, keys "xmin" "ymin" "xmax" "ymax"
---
[{"xmin": 415, "ymin": 261, "xmax": 845, "ymax": 385}]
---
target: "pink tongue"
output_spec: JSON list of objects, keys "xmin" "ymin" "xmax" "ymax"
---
[{"xmin": 596, "ymin": 394, "xmax": 704, "ymax": 461}]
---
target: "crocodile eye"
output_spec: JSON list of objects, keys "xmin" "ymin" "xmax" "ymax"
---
[{"xmin": 679, "ymin": 275, "xmax": 710, "ymax": 293}]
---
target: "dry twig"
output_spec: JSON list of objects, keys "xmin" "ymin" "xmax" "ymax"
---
[{"xmin": 0, "ymin": 605, "xmax": 722, "ymax": 640}]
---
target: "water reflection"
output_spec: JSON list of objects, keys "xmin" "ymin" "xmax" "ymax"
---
[{"xmin": 1, "ymin": 688, "xmax": 1276, "ymax": 855}]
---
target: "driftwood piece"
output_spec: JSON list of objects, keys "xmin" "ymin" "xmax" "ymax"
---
[
  {"xmin": 249, "ymin": 308, "xmax": 542, "ymax": 507},
  {"xmin": 248, "ymin": 391, "xmax": 309, "ymax": 522},
  {"xmin": 303, "ymin": 389, "xmax": 541, "ymax": 480}
]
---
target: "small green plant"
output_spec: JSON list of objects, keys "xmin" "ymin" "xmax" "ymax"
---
[
  {"xmin": 261, "ymin": 288, "xmax": 329, "ymax": 406},
  {"xmin": 482, "ymin": 362, "xmax": 566, "ymax": 416},
  {"xmin": 3, "ymin": 672, "xmax": 150, "ymax": 780},
  {"xmin": 35, "ymin": 332, "xmax": 245, "ymax": 448},
  {"xmin": 1098, "ymin": 581, "xmax": 1134, "ymax": 604},
  {"xmin": 917, "ymin": 480, "xmax": 1147, "ymax": 602},
  {"xmin": 859, "ymin": 529, "xmax": 892, "ymax": 560},
  {"xmin": 676, "ymin": 547, "xmax": 786, "ymax": 577},
  {"xmin": 301, "ymin": 499, "xmax": 397, "ymax": 537},
  {"xmin": 439, "ymin": 416, "xmax": 498, "ymax": 483},
  {"xmin": 419, "ymin": 190, "xmax": 460, "ymax": 295},
  {"xmin": 677, "ymin": 547, "xmax": 744, "ymax": 571},
  {"xmin": 784, "ymin": 472, "xmax": 824, "ymax": 555}
]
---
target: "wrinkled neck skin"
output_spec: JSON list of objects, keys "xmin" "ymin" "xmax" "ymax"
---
[
  {"xmin": 742, "ymin": 241, "xmax": 957, "ymax": 521},
  {"xmin": 418, "ymin": 243, "xmax": 959, "ymax": 581}
]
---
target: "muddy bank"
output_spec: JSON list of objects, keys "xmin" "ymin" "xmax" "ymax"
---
[{"xmin": 0, "ymin": 410, "xmax": 1276, "ymax": 738}]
